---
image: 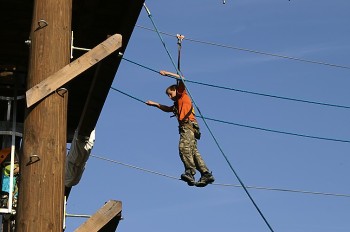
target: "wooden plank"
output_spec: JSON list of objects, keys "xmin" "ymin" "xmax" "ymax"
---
[
  {"xmin": 75, "ymin": 200, "xmax": 122, "ymax": 232},
  {"xmin": 25, "ymin": 34, "xmax": 122, "ymax": 107}
]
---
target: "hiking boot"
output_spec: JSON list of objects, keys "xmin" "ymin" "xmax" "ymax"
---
[
  {"xmin": 181, "ymin": 172, "xmax": 195, "ymax": 186},
  {"xmin": 195, "ymin": 172, "xmax": 215, "ymax": 187}
]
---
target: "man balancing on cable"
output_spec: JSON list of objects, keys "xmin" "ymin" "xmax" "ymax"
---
[{"xmin": 146, "ymin": 70, "xmax": 215, "ymax": 187}]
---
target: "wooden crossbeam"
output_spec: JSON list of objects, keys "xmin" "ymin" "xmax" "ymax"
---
[
  {"xmin": 25, "ymin": 34, "xmax": 122, "ymax": 107},
  {"xmin": 75, "ymin": 200, "xmax": 122, "ymax": 232}
]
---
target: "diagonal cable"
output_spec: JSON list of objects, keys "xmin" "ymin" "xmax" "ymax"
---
[{"xmin": 143, "ymin": 3, "xmax": 275, "ymax": 231}]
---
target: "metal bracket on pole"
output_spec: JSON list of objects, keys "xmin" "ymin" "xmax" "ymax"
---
[
  {"xmin": 70, "ymin": 31, "xmax": 91, "ymax": 59},
  {"xmin": 56, "ymin": 88, "xmax": 68, "ymax": 97},
  {"xmin": 34, "ymin": 19, "xmax": 48, "ymax": 32},
  {"xmin": 26, "ymin": 155, "xmax": 40, "ymax": 166}
]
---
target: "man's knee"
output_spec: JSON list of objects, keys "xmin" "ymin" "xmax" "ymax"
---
[{"xmin": 179, "ymin": 145, "xmax": 191, "ymax": 156}]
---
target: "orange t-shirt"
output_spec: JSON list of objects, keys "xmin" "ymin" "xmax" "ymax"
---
[{"xmin": 176, "ymin": 81, "xmax": 196, "ymax": 122}]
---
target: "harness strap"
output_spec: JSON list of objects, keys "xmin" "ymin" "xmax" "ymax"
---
[{"xmin": 179, "ymin": 106, "xmax": 193, "ymax": 124}]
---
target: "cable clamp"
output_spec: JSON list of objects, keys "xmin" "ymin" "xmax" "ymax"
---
[
  {"xmin": 176, "ymin": 34, "xmax": 185, "ymax": 46},
  {"xmin": 143, "ymin": 3, "xmax": 151, "ymax": 16}
]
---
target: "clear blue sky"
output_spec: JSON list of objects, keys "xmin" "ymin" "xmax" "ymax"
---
[{"xmin": 65, "ymin": 1, "xmax": 350, "ymax": 231}]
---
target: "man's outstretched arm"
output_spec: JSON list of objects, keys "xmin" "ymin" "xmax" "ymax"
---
[
  {"xmin": 146, "ymin": 100, "xmax": 173, "ymax": 113},
  {"xmin": 160, "ymin": 70, "xmax": 185, "ymax": 93},
  {"xmin": 160, "ymin": 70, "xmax": 182, "ymax": 79}
]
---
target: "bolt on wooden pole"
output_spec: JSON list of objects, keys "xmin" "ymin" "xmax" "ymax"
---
[{"xmin": 16, "ymin": 0, "xmax": 71, "ymax": 231}]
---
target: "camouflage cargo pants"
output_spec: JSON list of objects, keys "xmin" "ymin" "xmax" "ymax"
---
[{"xmin": 178, "ymin": 122, "xmax": 209, "ymax": 175}]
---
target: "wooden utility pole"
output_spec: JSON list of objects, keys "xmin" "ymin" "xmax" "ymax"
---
[{"xmin": 16, "ymin": 0, "xmax": 71, "ymax": 231}]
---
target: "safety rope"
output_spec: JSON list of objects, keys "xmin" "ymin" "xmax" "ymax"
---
[
  {"xmin": 176, "ymin": 34, "xmax": 184, "ymax": 86},
  {"xmin": 177, "ymin": 34, "xmax": 184, "ymax": 73}
]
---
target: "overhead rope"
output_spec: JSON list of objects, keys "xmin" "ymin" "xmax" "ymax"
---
[
  {"xmin": 121, "ymin": 56, "xmax": 350, "ymax": 110},
  {"xmin": 146, "ymin": 4, "xmax": 275, "ymax": 231},
  {"xmin": 135, "ymin": 24, "xmax": 350, "ymax": 71},
  {"xmin": 90, "ymin": 154, "xmax": 350, "ymax": 198},
  {"xmin": 111, "ymin": 86, "xmax": 350, "ymax": 143}
]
